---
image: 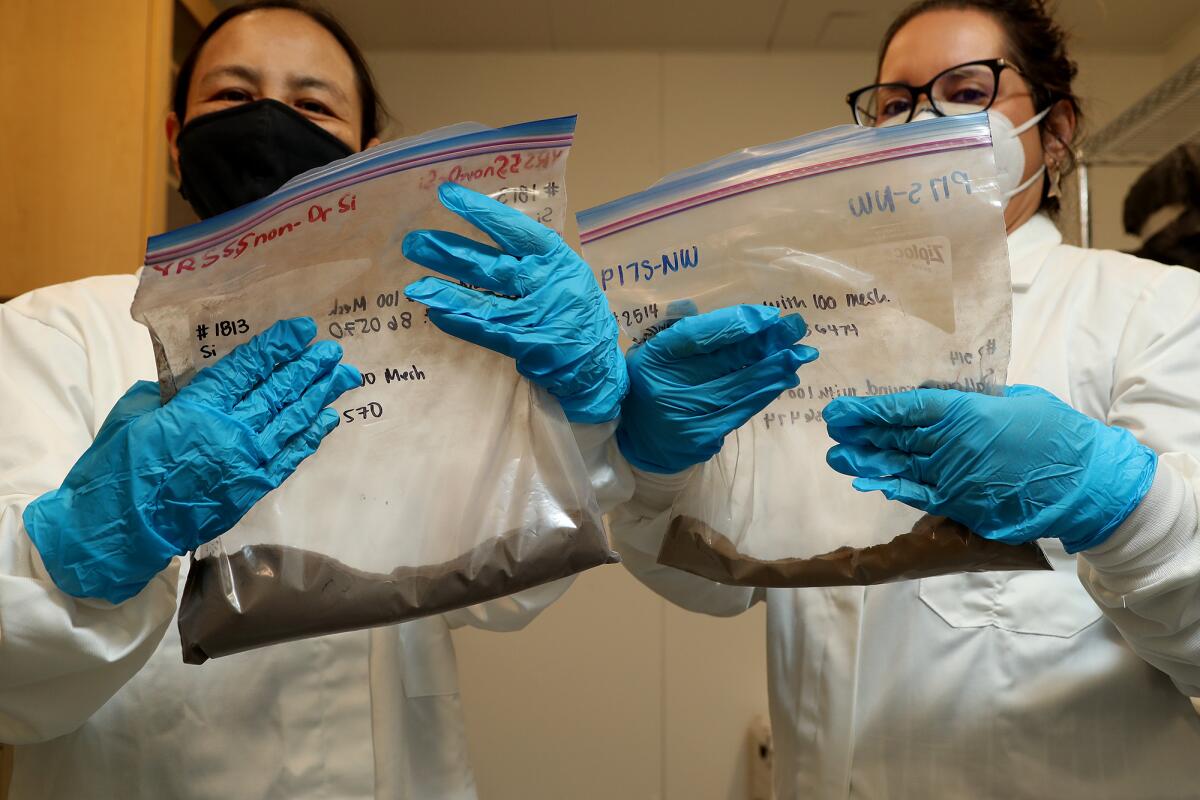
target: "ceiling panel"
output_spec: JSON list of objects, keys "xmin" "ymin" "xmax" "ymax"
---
[
  {"xmin": 551, "ymin": 0, "xmax": 783, "ymax": 49},
  {"xmin": 214, "ymin": 0, "xmax": 555, "ymax": 49},
  {"xmin": 211, "ymin": 0, "xmax": 1200, "ymax": 52},
  {"xmin": 326, "ymin": 0, "xmax": 554, "ymax": 50},
  {"xmin": 1055, "ymin": 0, "xmax": 1200, "ymax": 51},
  {"xmin": 773, "ymin": 0, "xmax": 1200, "ymax": 51},
  {"xmin": 771, "ymin": 0, "xmax": 905, "ymax": 50}
]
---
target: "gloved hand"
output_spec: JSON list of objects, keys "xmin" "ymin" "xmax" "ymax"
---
[
  {"xmin": 617, "ymin": 305, "xmax": 818, "ymax": 474},
  {"xmin": 24, "ymin": 318, "xmax": 361, "ymax": 604},
  {"xmin": 402, "ymin": 182, "xmax": 626, "ymax": 424},
  {"xmin": 824, "ymin": 384, "xmax": 1158, "ymax": 553}
]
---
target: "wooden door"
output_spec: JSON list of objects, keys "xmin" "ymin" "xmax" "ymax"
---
[
  {"xmin": 0, "ymin": 0, "xmax": 174, "ymax": 300},
  {"xmin": 0, "ymin": 1, "xmax": 213, "ymax": 793}
]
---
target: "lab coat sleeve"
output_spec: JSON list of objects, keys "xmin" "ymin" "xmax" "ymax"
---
[
  {"xmin": 608, "ymin": 464, "xmax": 762, "ymax": 617},
  {"xmin": 442, "ymin": 421, "xmax": 632, "ymax": 631},
  {"xmin": 442, "ymin": 577, "xmax": 575, "ymax": 632},
  {"xmin": 570, "ymin": 420, "xmax": 635, "ymax": 515},
  {"xmin": 0, "ymin": 307, "xmax": 178, "ymax": 744},
  {"xmin": 1077, "ymin": 265, "xmax": 1200, "ymax": 695}
]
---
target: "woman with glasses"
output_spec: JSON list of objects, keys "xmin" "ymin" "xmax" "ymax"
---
[
  {"xmin": 608, "ymin": 1, "xmax": 1200, "ymax": 796},
  {"xmin": 845, "ymin": 13, "xmax": 1077, "ymax": 233}
]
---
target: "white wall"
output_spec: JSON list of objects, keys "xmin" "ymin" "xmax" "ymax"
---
[{"xmin": 365, "ymin": 46, "xmax": 1182, "ymax": 800}]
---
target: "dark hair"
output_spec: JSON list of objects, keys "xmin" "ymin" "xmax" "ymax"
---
[
  {"xmin": 172, "ymin": 0, "xmax": 387, "ymax": 147},
  {"xmin": 878, "ymin": 0, "xmax": 1082, "ymax": 213}
]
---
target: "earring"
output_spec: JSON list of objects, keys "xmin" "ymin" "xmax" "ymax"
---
[{"xmin": 1047, "ymin": 160, "xmax": 1062, "ymax": 199}]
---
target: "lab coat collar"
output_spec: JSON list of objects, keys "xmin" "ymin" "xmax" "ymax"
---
[{"xmin": 1007, "ymin": 213, "xmax": 1062, "ymax": 290}]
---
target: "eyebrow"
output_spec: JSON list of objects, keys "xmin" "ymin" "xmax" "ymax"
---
[
  {"xmin": 288, "ymin": 74, "xmax": 348, "ymax": 104},
  {"xmin": 196, "ymin": 65, "xmax": 349, "ymax": 106},
  {"xmin": 197, "ymin": 64, "xmax": 261, "ymax": 89}
]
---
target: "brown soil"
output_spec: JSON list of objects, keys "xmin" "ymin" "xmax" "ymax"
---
[
  {"xmin": 178, "ymin": 514, "xmax": 617, "ymax": 664},
  {"xmin": 657, "ymin": 513, "xmax": 1049, "ymax": 587}
]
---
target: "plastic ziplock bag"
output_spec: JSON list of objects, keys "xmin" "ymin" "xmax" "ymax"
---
[
  {"xmin": 132, "ymin": 116, "xmax": 617, "ymax": 663},
  {"xmin": 578, "ymin": 114, "xmax": 1048, "ymax": 587}
]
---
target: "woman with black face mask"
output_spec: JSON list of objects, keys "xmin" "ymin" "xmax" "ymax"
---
[
  {"xmin": 167, "ymin": 1, "xmax": 382, "ymax": 219},
  {"xmin": 0, "ymin": 3, "xmax": 576, "ymax": 797}
]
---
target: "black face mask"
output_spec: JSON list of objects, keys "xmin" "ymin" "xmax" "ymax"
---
[{"xmin": 177, "ymin": 98, "xmax": 354, "ymax": 219}]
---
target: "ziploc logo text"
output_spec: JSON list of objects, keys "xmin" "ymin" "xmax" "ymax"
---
[{"xmin": 600, "ymin": 245, "xmax": 700, "ymax": 291}]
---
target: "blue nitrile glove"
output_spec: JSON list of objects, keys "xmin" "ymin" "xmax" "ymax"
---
[
  {"xmin": 617, "ymin": 305, "xmax": 818, "ymax": 474},
  {"xmin": 23, "ymin": 318, "xmax": 361, "ymax": 604},
  {"xmin": 402, "ymin": 182, "xmax": 626, "ymax": 424},
  {"xmin": 824, "ymin": 384, "xmax": 1159, "ymax": 553}
]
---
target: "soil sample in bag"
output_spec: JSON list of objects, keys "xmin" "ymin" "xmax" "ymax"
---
[
  {"xmin": 580, "ymin": 115, "xmax": 1019, "ymax": 583},
  {"xmin": 179, "ymin": 512, "xmax": 615, "ymax": 664},
  {"xmin": 132, "ymin": 116, "xmax": 618, "ymax": 662},
  {"xmin": 658, "ymin": 513, "xmax": 1049, "ymax": 588}
]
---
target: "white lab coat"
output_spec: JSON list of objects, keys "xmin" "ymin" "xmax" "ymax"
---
[
  {"xmin": 0, "ymin": 274, "xmax": 621, "ymax": 799},
  {"xmin": 610, "ymin": 215, "xmax": 1200, "ymax": 799}
]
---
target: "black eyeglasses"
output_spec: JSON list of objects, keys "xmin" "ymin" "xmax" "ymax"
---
[{"xmin": 846, "ymin": 58, "xmax": 1024, "ymax": 127}]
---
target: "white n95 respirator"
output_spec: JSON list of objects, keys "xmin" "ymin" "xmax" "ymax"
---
[{"xmin": 901, "ymin": 104, "xmax": 1051, "ymax": 207}]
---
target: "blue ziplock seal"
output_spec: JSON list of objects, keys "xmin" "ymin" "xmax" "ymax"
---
[
  {"xmin": 278, "ymin": 121, "xmax": 494, "ymax": 191},
  {"xmin": 147, "ymin": 115, "xmax": 578, "ymax": 260},
  {"xmin": 578, "ymin": 113, "xmax": 991, "ymax": 234}
]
